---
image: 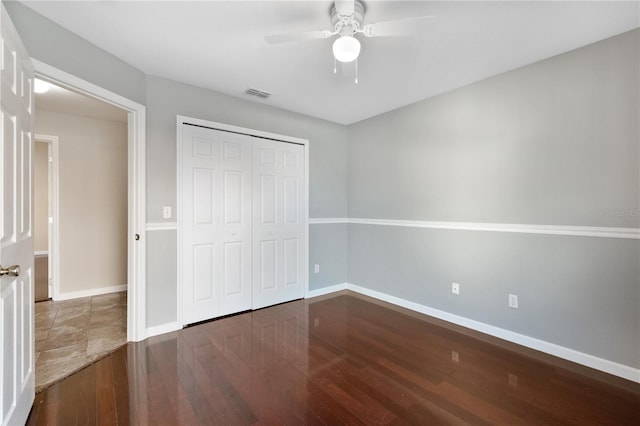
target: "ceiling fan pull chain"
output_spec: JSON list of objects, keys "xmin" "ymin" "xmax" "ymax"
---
[
  {"xmin": 334, "ymin": 57, "xmax": 337, "ymax": 74},
  {"xmin": 355, "ymin": 58, "xmax": 359, "ymax": 84}
]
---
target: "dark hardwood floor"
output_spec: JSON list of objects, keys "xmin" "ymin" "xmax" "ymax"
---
[{"xmin": 27, "ymin": 292, "xmax": 640, "ymax": 425}]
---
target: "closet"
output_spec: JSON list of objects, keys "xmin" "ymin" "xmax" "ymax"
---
[{"xmin": 179, "ymin": 121, "xmax": 306, "ymax": 325}]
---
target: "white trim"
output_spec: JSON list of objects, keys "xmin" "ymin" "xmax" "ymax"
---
[
  {"xmin": 176, "ymin": 116, "xmax": 310, "ymax": 327},
  {"xmin": 54, "ymin": 285, "xmax": 127, "ymax": 301},
  {"xmin": 304, "ymin": 132, "xmax": 310, "ymax": 307},
  {"xmin": 305, "ymin": 283, "xmax": 348, "ymax": 299},
  {"xmin": 309, "ymin": 218, "xmax": 348, "ymax": 225},
  {"xmin": 146, "ymin": 222, "xmax": 177, "ymax": 231},
  {"xmin": 343, "ymin": 283, "xmax": 640, "ymax": 383},
  {"xmin": 34, "ymin": 60, "xmax": 147, "ymax": 342},
  {"xmin": 145, "ymin": 322, "xmax": 182, "ymax": 340},
  {"xmin": 309, "ymin": 217, "xmax": 639, "ymax": 239},
  {"xmin": 176, "ymin": 118, "xmax": 185, "ymax": 327},
  {"xmin": 34, "ymin": 134, "xmax": 59, "ymax": 301},
  {"xmin": 33, "ymin": 251, "xmax": 48, "ymax": 257}
]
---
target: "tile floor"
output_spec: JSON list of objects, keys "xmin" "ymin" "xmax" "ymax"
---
[{"xmin": 34, "ymin": 292, "xmax": 127, "ymax": 392}]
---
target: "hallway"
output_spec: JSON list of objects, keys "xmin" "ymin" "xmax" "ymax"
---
[{"xmin": 34, "ymin": 292, "xmax": 127, "ymax": 392}]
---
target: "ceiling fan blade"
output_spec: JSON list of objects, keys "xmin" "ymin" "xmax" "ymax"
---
[
  {"xmin": 265, "ymin": 30, "xmax": 333, "ymax": 44},
  {"xmin": 361, "ymin": 15, "xmax": 435, "ymax": 38},
  {"xmin": 334, "ymin": 0, "xmax": 355, "ymax": 16}
]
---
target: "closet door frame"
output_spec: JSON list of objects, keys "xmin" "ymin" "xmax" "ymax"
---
[{"xmin": 176, "ymin": 115, "xmax": 309, "ymax": 327}]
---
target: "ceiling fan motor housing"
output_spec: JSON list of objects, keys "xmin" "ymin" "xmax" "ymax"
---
[{"xmin": 330, "ymin": 0, "xmax": 366, "ymax": 36}]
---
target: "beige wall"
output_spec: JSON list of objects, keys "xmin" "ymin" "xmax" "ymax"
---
[
  {"xmin": 34, "ymin": 109, "xmax": 127, "ymax": 295},
  {"xmin": 33, "ymin": 141, "xmax": 48, "ymax": 253}
]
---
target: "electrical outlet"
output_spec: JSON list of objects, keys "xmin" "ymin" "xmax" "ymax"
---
[
  {"xmin": 452, "ymin": 282, "xmax": 460, "ymax": 295},
  {"xmin": 314, "ymin": 264, "xmax": 320, "ymax": 274},
  {"xmin": 162, "ymin": 206, "xmax": 172, "ymax": 219},
  {"xmin": 509, "ymin": 294, "xmax": 519, "ymax": 308}
]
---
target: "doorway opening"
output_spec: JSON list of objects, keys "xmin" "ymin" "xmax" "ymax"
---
[
  {"xmin": 33, "ymin": 80, "xmax": 131, "ymax": 391},
  {"xmin": 33, "ymin": 60, "xmax": 146, "ymax": 345},
  {"xmin": 30, "ymin": 61, "xmax": 146, "ymax": 392}
]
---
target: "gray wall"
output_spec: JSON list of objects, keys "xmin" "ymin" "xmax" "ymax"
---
[
  {"xmin": 145, "ymin": 76, "xmax": 349, "ymax": 326},
  {"xmin": 347, "ymin": 29, "xmax": 640, "ymax": 368},
  {"xmin": 146, "ymin": 76, "xmax": 348, "ymax": 222},
  {"xmin": 7, "ymin": 2, "xmax": 349, "ymax": 329}
]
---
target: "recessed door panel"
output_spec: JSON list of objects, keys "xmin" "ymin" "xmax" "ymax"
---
[
  {"xmin": 193, "ymin": 137, "xmax": 216, "ymax": 159},
  {"xmin": 283, "ymin": 176, "xmax": 298, "ymax": 224},
  {"xmin": 193, "ymin": 169, "xmax": 215, "ymax": 225},
  {"xmin": 20, "ymin": 130, "xmax": 31, "ymax": 237},
  {"xmin": 1, "ymin": 282, "xmax": 17, "ymax": 419},
  {"xmin": 260, "ymin": 149, "xmax": 276, "ymax": 166},
  {"xmin": 260, "ymin": 240, "xmax": 277, "ymax": 290},
  {"xmin": 223, "ymin": 142, "xmax": 242, "ymax": 161},
  {"xmin": 283, "ymin": 238, "xmax": 298, "ymax": 287},
  {"xmin": 283, "ymin": 151, "xmax": 297, "ymax": 169},
  {"xmin": 193, "ymin": 244, "xmax": 215, "ymax": 302},
  {"xmin": 1, "ymin": 39, "xmax": 16, "ymax": 93},
  {"xmin": 2, "ymin": 113, "xmax": 16, "ymax": 245},
  {"xmin": 260, "ymin": 175, "xmax": 276, "ymax": 224},
  {"xmin": 19, "ymin": 269, "xmax": 32, "ymax": 383},
  {"xmin": 223, "ymin": 242, "xmax": 242, "ymax": 296},
  {"xmin": 223, "ymin": 171, "xmax": 242, "ymax": 225}
]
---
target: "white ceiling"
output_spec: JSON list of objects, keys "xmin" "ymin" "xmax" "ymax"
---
[{"xmin": 21, "ymin": 1, "xmax": 640, "ymax": 125}]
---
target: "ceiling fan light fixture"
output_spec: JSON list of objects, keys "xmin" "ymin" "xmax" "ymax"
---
[{"xmin": 332, "ymin": 35, "xmax": 361, "ymax": 63}]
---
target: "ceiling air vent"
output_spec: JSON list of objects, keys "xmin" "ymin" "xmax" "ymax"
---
[{"xmin": 245, "ymin": 88, "xmax": 271, "ymax": 99}]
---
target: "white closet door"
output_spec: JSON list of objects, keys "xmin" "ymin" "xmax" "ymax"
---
[
  {"xmin": 252, "ymin": 138, "xmax": 305, "ymax": 309},
  {"xmin": 181, "ymin": 126, "xmax": 252, "ymax": 325}
]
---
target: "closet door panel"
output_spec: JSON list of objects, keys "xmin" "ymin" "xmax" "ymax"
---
[
  {"xmin": 181, "ymin": 126, "xmax": 252, "ymax": 324},
  {"xmin": 252, "ymin": 138, "xmax": 305, "ymax": 309}
]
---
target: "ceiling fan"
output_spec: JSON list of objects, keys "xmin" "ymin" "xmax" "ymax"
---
[{"xmin": 265, "ymin": 0, "xmax": 434, "ymax": 81}]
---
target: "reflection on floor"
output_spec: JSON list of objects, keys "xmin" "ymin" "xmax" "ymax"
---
[
  {"xmin": 27, "ymin": 293, "xmax": 640, "ymax": 425},
  {"xmin": 34, "ymin": 291, "xmax": 127, "ymax": 392}
]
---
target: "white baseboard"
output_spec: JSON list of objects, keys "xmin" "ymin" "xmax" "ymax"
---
[
  {"xmin": 33, "ymin": 251, "xmax": 48, "ymax": 256},
  {"xmin": 54, "ymin": 284, "xmax": 127, "ymax": 301},
  {"xmin": 306, "ymin": 283, "xmax": 348, "ymax": 299},
  {"xmin": 343, "ymin": 283, "xmax": 639, "ymax": 383},
  {"xmin": 145, "ymin": 322, "xmax": 182, "ymax": 339},
  {"xmin": 303, "ymin": 282, "xmax": 639, "ymax": 383}
]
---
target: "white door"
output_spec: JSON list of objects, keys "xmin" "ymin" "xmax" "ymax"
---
[
  {"xmin": 252, "ymin": 138, "xmax": 305, "ymax": 309},
  {"xmin": 1, "ymin": 4, "xmax": 35, "ymax": 426},
  {"xmin": 181, "ymin": 125, "xmax": 252, "ymax": 325}
]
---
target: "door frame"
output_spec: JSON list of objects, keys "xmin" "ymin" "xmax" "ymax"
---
[
  {"xmin": 33, "ymin": 60, "xmax": 147, "ymax": 342},
  {"xmin": 33, "ymin": 134, "xmax": 59, "ymax": 300},
  {"xmin": 176, "ymin": 115, "xmax": 309, "ymax": 326}
]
